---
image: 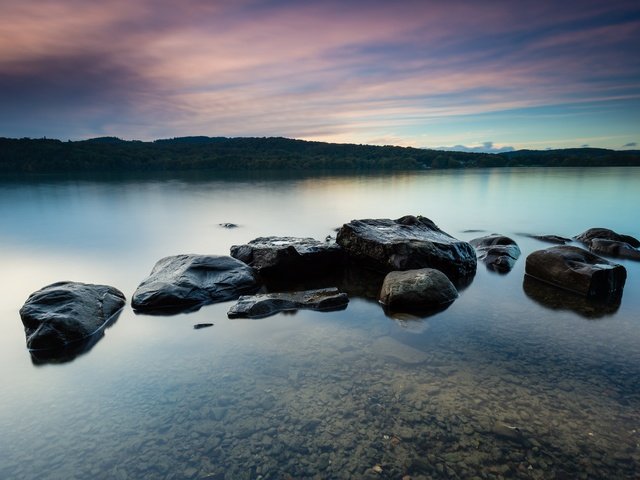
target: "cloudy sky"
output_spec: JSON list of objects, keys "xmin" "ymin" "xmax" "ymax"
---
[{"xmin": 1, "ymin": 0, "xmax": 639, "ymax": 150}]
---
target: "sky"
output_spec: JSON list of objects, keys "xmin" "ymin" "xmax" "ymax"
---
[{"xmin": 0, "ymin": 0, "xmax": 639, "ymax": 151}]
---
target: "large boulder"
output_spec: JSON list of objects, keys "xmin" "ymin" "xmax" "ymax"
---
[
  {"xmin": 230, "ymin": 236, "xmax": 346, "ymax": 277},
  {"xmin": 20, "ymin": 281, "xmax": 126, "ymax": 351},
  {"xmin": 379, "ymin": 268, "xmax": 458, "ymax": 313},
  {"xmin": 470, "ymin": 234, "xmax": 521, "ymax": 273},
  {"xmin": 336, "ymin": 215, "xmax": 477, "ymax": 281},
  {"xmin": 525, "ymin": 246, "xmax": 626, "ymax": 299},
  {"xmin": 132, "ymin": 255, "xmax": 259, "ymax": 313},
  {"xmin": 228, "ymin": 287, "xmax": 348, "ymax": 319},
  {"xmin": 575, "ymin": 228, "xmax": 640, "ymax": 261}
]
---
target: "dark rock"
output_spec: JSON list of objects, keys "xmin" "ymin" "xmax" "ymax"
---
[
  {"xmin": 230, "ymin": 236, "xmax": 346, "ymax": 277},
  {"xmin": 523, "ymin": 275, "xmax": 621, "ymax": 319},
  {"xmin": 525, "ymin": 246, "xmax": 626, "ymax": 299},
  {"xmin": 470, "ymin": 234, "xmax": 521, "ymax": 273},
  {"xmin": 193, "ymin": 323, "xmax": 214, "ymax": 329},
  {"xmin": 219, "ymin": 223, "xmax": 239, "ymax": 228},
  {"xmin": 519, "ymin": 233, "xmax": 572, "ymax": 244},
  {"xmin": 379, "ymin": 268, "xmax": 458, "ymax": 313},
  {"xmin": 336, "ymin": 215, "xmax": 477, "ymax": 281},
  {"xmin": 576, "ymin": 227, "xmax": 640, "ymax": 248},
  {"xmin": 491, "ymin": 423, "xmax": 526, "ymax": 445},
  {"xmin": 228, "ymin": 287, "xmax": 348, "ymax": 319},
  {"xmin": 575, "ymin": 228, "xmax": 640, "ymax": 260},
  {"xmin": 19, "ymin": 281, "xmax": 125, "ymax": 351},
  {"xmin": 132, "ymin": 255, "xmax": 259, "ymax": 314}
]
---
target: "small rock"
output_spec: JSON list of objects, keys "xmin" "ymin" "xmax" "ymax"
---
[
  {"xmin": 379, "ymin": 268, "xmax": 458, "ymax": 313},
  {"xmin": 193, "ymin": 323, "xmax": 214, "ymax": 329},
  {"xmin": 228, "ymin": 288, "xmax": 349, "ymax": 319},
  {"xmin": 470, "ymin": 234, "xmax": 521, "ymax": 273}
]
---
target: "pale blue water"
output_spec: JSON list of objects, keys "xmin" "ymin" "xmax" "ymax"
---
[{"xmin": 0, "ymin": 168, "xmax": 639, "ymax": 479}]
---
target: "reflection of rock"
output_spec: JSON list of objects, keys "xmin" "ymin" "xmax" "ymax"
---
[
  {"xmin": 379, "ymin": 268, "xmax": 458, "ymax": 313},
  {"xmin": 523, "ymin": 275, "xmax": 621, "ymax": 319},
  {"xmin": 228, "ymin": 288, "xmax": 348, "ymax": 319},
  {"xmin": 575, "ymin": 227, "xmax": 640, "ymax": 261},
  {"xmin": 470, "ymin": 234, "xmax": 521, "ymax": 273},
  {"xmin": 525, "ymin": 246, "xmax": 626, "ymax": 299},
  {"xmin": 132, "ymin": 255, "xmax": 259, "ymax": 314},
  {"xmin": 230, "ymin": 236, "xmax": 346, "ymax": 277},
  {"xmin": 337, "ymin": 215, "xmax": 477, "ymax": 282},
  {"xmin": 518, "ymin": 233, "xmax": 572, "ymax": 244},
  {"xmin": 19, "ymin": 281, "xmax": 125, "ymax": 360}
]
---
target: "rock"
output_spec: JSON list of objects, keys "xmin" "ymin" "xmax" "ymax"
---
[
  {"xmin": 230, "ymin": 236, "xmax": 346, "ymax": 277},
  {"xmin": 491, "ymin": 422, "xmax": 526, "ymax": 445},
  {"xmin": 227, "ymin": 288, "xmax": 348, "ymax": 319},
  {"xmin": 132, "ymin": 255, "xmax": 259, "ymax": 313},
  {"xmin": 336, "ymin": 215, "xmax": 477, "ymax": 281},
  {"xmin": 525, "ymin": 246, "xmax": 626, "ymax": 299},
  {"xmin": 219, "ymin": 223, "xmax": 239, "ymax": 228},
  {"xmin": 469, "ymin": 234, "xmax": 521, "ymax": 273},
  {"xmin": 379, "ymin": 268, "xmax": 458, "ymax": 313},
  {"xmin": 19, "ymin": 281, "xmax": 126, "ymax": 351},
  {"xmin": 575, "ymin": 228, "xmax": 640, "ymax": 260},
  {"xmin": 523, "ymin": 275, "xmax": 621, "ymax": 319},
  {"xmin": 193, "ymin": 323, "xmax": 214, "ymax": 329},
  {"xmin": 519, "ymin": 233, "xmax": 572, "ymax": 244}
]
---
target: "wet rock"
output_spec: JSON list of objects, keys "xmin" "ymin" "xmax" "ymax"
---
[
  {"xmin": 230, "ymin": 236, "xmax": 346, "ymax": 277},
  {"xmin": 470, "ymin": 234, "xmax": 521, "ymax": 273},
  {"xmin": 194, "ymin": 323, "xmax": 214, "ymax": 329},
  {"xmin": 379, "ymin": 268, "xmax": 458, "ymax": 313},
  {"xmin": 519, "ymin": 233, "xmax": 572, "ymax": 244},
  {"xmin": 575, "ymin": 228, "xmax": 640, "ymax": 260},
  {"xmin": 525, "ymin": 246, "xmax": 626, "ymax": 299},
  {"xmin": 491, "ymin": 422, "xmax": 526, "ymax": 445},
  {"xmin": 336, "ymin": 215, "xmax": 477, "ymax": 282},
  {"xmin": 228, "ymin": 288, "xmax": 348, "ymax": 319},
  {"xmin": 20, "ymin": 281, "xmax": 125, "ymax": 351},
  {"xmin": 132, "ymin": 255, "xmax": 259, "ymax": 314},
  {"xmin": 219, "ymin": 223, "xmax": 239, "ymax": 228}
]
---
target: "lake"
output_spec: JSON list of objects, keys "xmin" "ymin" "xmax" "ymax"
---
[{"xmin": 1, "ymin": 167, "xmax": 639, "ymax": 479}]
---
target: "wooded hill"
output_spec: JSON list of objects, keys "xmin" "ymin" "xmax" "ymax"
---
[{"xmin": 1, "ymin": 136, "xmax": 638, "ymax": 173}]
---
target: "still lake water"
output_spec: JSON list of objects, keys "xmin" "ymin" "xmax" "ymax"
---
[{"xmin": 0, "ymin": 167, "xmax": 639, "ymax": 479}]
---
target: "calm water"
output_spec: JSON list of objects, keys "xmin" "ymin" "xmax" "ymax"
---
[{"xmin": 1, "ymin": 168, "xmax": 639, "ymax": 479}]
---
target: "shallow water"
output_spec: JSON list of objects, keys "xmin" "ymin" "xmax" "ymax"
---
[{"xmin": 1, "ymin": 167, "xmax": 639, "ymax": 479}]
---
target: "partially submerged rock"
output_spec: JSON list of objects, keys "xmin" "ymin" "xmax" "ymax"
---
[
  {"xmin": 575, "ymin": 228, "xmax": 640, "ymax": 261},
  {"xmin": 379, "ymin": 268, "xmax": 458, "ymax": 313},
  {"xmin": 525, "ymin": 246, "xmax": 626, "ymax": 299},
  {"xmin": 20, "ymin": 281, "xmax": 125, "ymax": 351},
  {"xmin": 336, "ymin": 215, "xmax": 477, "ymax": 281},
  {"xmin": 519, "ymin": 233, "xmax": 572, "ymax": 245},
  {"xmin": 228, "ymin": 288, "xmax": 348, "ymax": 319},
  {"xmin": 470, "ymin": 234, "xmax": 521, "ymax": 273},
  {"xmin": 132, "ymin": 255, "xmax": 259, "ymax": 314},
  {"xmin": 230, "ymin": 236, "xmax": 346, "ymax": 277}
]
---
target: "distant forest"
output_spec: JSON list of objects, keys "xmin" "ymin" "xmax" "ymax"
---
[{"xmin": 1, "ymin": 136, "xmax": 639, "ymax": 174}]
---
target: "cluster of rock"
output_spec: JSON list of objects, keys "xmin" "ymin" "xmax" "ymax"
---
[{"xmin": 18, "ymin": 215, "xmax": 638, "ymax": 361}]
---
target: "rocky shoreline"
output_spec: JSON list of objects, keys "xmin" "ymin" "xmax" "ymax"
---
[{"xmin": 19, "ymin": 215, "xmax": 638, "ymax": 361}]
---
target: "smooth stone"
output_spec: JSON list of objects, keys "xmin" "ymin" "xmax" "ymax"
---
[
  {"xmin": 491, "ymin": 422, "xmax": 526, "ymax": 444},
  {"xmin": 228, "ymin": 287, "xmax": 348, "ymax": 318},
  {"xmin": 20, "ymin": 281, "xmax": 125, "ymax": 350},
  {"xmin": 132, "ymin": 254, "xmax": 259, "ymax": 313},
  {"xmin": 336, "ymin": 215, "xmax": 477, "ymax": 281},
  {"xmin": 575, "ymin": 227, "xmax": 640, "ymax": 260},
  {"xmin": 470, "ymin": 234, "xmax": 521, "ymax": 273},
  {"xmin": 379, "ymin": 268, "xmax": 458, "ymax": 312},
  {"xmin": 193, "ymin": 323, "xmax": 214, "ymax": 329},
  {"xmin": 575, "ymin": 227, "xmax": 640, "ymax": 248},
  {"xmin": 525, "ymin": 246, "xmax": 626, "ymax": 299},
  {"xmin": 519, "ymin": 233, "xmax": 572, "ymax": 244},
  {"xmin": 219, "ymin": 223, "xmax": 239, "ymax": 228},
  {"xmin": 230, "ymin": 236, "xmax": 346, "ymax": 277}
]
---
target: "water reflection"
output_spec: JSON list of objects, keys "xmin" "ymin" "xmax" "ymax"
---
[{"xmin": 522, "ymin": 275, "xmax": 622, "ymax": 319}]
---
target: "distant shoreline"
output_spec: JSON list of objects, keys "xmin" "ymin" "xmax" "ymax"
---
[{"xmin": 1, "ymin": 136, "xmax": 639, "ymax": 174}]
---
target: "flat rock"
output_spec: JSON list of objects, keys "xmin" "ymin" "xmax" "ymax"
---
[
  {"xmin": 470, "ymin": 234, "xmax": 521, "ymax": 273},
  {"xmin": 132, "ymin": 255, "xmax": 259, "ymax": 313},
  {"xmin": 575, "ymin": 228, "xmax": 640, "ymax": 260},
  {"xmin": 336, "ymin": 215, "xmax": 477, "ymax": 281},
  {"xmin": 525, "ymin": 246, "xmax": 626, "ymax": 299},
  {"xmin": 228, "ymin": 287, "xmax": 348, "ymax": 318},
  {"xmin": 519, "ymin": 233, "xmax": 572, "ymax": 244},
  {"xmin": 370, "ymin": 336, "xmax": 428, "ymax": 364},
  {"xmin": 379, "ymin": 268, "xmax": 458, "ymax": 312},
  {"xmin": 20, "ymin": 281, "xmax": 126, "ymax": 350},
  {"xmin": 230, "ymin": 236, "xmax": 346, "ymax": 277}
]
